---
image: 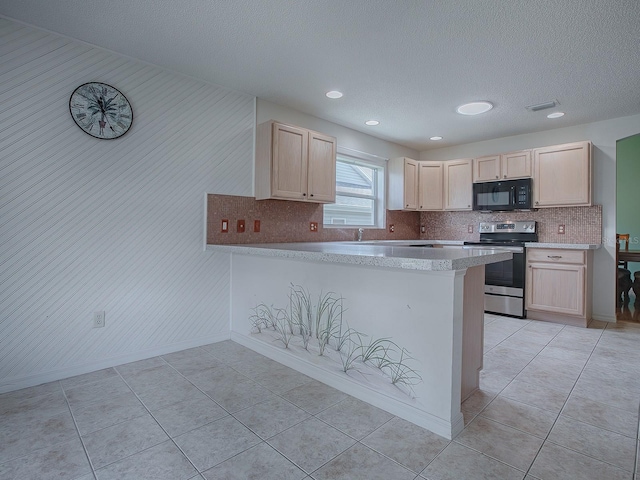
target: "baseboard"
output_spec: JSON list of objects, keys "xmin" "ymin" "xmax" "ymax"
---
[
  {"xmin": 591, "ymin": 313, "xmax": 616, "ymax": 323},
  {"xmin": 0, "ymin": 332, "xmax": 230, "ymax": 394},
  {"xmin": 230, "ymin": 331, "xmax": 463, "ymax": 440},
  {"xmin": 526, "ymin": 310, "xmax": 588, "ymax": 327}
]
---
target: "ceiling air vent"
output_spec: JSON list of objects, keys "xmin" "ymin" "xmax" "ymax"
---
[{"xmin": 525, "ymin": 100, "xmax": 559, "ymax": 112}]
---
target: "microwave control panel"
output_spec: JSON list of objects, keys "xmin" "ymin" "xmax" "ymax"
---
[{"xmin": 515, "ymin": 185, "xmax": 529, "ymax": 207}]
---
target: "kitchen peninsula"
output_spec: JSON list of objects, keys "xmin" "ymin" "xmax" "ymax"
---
[{"xmin": 207, "ymin": 242, "xmax": 511, "ymax": 438}]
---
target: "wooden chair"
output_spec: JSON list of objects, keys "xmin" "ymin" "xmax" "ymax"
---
[
  {"xmin": 617, "ymin": 234, "xmax": 632, "ymax": 303},
  {"xmin": 617, "ymin": 233, "xmax": 630, "ymax": 268}
]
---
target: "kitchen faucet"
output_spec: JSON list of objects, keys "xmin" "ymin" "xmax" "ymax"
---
[{"xmin": 357, "ymin": 228, "xmax": 364, "ymax": 241}]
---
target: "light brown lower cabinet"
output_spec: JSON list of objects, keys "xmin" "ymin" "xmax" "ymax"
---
[{"xmin": 525, "ymin": 248, "xmax": 592, "ymax": 327}]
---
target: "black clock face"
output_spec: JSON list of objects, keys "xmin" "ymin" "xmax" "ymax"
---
[{"xmin": 69, "ymin": 82, "xmax": 133, "ymax": 139}]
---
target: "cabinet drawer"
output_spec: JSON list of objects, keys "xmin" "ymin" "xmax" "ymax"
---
[{"xmin": 527, "ymin": 249, "xmax": 585, "ymax": 265}]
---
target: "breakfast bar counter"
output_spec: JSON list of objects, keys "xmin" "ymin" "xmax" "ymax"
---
[
  {"xmin": 207, "ymin": 242, "xmax": 511, "ymax": 439},
  {"xmin": 206, "ymin": 241, "xmax": 511, "ymax": 270}
]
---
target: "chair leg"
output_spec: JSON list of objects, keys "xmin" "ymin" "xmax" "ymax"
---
[{"xmin": 618, "ymin": 269, "xmax": 632, "ymax": 304}]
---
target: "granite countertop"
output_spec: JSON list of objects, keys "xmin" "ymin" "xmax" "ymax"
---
[
  {"xmin": 525, "ymin": 243, "xmax": 601, "ymax": 250},
  {"xmin": 356, "ymin": 240, "xmax": 601, "ymax": 249},
  {"xmin": 206, "ymin": 242, "xmax": 511, "ymax": 271}
]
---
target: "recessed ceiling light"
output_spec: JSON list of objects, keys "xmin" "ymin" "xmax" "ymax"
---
[
  {"xmin": 325, "ymin": 90, "xmax": 343, "ymax": 99},
  {"xmin": 547, "ymin": 111, "xmax": 565, "ymax": 119},
  {"xmin": 430, "ymin": 136, "xmax": 443, "ymax": 141},
  {"xmin": 456, "ymin": 101, "xmax": 493, "ymax": 116},
  {"xmin": 365, "ymin": 120, "xmax": 380, "ymax": 126}
]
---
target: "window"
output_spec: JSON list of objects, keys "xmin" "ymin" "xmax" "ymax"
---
[{"xmin": 323, "ymin": 148, "xmax": 386, "ymax": 228}]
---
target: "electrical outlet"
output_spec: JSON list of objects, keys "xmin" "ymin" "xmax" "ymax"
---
[
  {"xmin": 389, "ymin": 224, "xmax": 395, "ymax": 233},
  {"xmin": 253, "ymin": 220, "xmax": 260, "ymax": 232},
  {"xmin": 237, "ymin": 219, "xmax": 245, "ymax": 233},
  {"xmin": 310, "ymin": 222, "xmax": 318, "ymax": 232},
  {"xmin": 468, "ymin": 224, "xmax": 474, "ymax": 234},
  {"xmin": 221, "ymin": 219, "xmax": 229, "ymax": 233},
  {"xmin": 93, "ymin": 311, "xmax": 105, "ymax": 328},
  {"xmin": 420, "ymin": 225, "xmax": 426, "ymax": 234},
  {"xmin": 558, "ymin": 224, "xmax": 565, "ymax": 234}
]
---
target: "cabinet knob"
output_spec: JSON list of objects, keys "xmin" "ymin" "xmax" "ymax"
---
[
  {"xmin": 420, "ymin": 206, "xmax": 423, "ymax": 209},
  {"xmin": 495, "ymin": 175, "xmax": 498, "ymax": 179},
  {"xmin": 503, "ymin": 174, "xmax": 507, "ymax": 178},
  {"xmin": 303, "ymin": 193, "xmax": 307, "ymax": 196},
  {"xmin": 535, "ymin": 201, "xmax": 539, "ymax": 205},
  {"xmin": 310, "ymin": 194, "xmax": 314, "ymax": 197},
  {"xmin": 406, "ymin": 204, "xmax": 409, "ymax": 207}
]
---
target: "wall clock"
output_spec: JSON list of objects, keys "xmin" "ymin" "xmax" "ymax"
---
[{"xmin": 69, "ymin": 82, "xmax": 133, "ymax": 139}]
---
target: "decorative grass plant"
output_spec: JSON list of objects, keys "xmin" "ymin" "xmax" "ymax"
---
[
  {"xmin": 384, "ymin": 347, "xmax": 423, "ymax": 388},
  {"xmin": 249, "ymin": 283, "xmax": 422, "ymax": 396}
]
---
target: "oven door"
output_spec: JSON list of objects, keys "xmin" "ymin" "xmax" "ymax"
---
[
  {"xmin": 484, "ymin": 249, "xmax": 524, "ymax": 289},
  {"xmin": 464, "ymin": 245, "xmax": 526, "ymax": 317}
]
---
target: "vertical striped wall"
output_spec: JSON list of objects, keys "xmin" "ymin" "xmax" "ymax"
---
[{"xmin": 0, "ymin": 18, "xmax": 255, "ymax": 392}]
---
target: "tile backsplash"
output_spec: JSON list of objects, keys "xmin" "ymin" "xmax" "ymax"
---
[
  {"xmin": 206, "ymin": 194, "xmax": 420, "ymax": 244},
  {"xmin": 206, "ymin": 194, "xmax": 601, "ymax": 245},
  {"xmin": 420, "ymin": 205, "xmax": 602, "ymax": 244}
]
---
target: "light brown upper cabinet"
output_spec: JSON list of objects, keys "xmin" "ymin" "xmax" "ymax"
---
[
  {"xmin": 418, "ymin": 162, "xmax": 444, "ymax": 210},
  {"xmin": 532, "ymin": 141, "xmax": 591, "ymax": 207},
  {"xmin": 473, "ymin": 150, "xmax": 532, "ymax": 182},
  {"xmin": 388, "ymin": 159, "xmax": 443, "ymax": 210},
  {"xmin": 255, "ymin": 121, "xmax": 336, "ymax": 203},
  {"xmin": 444, "ymin": 159, "xmax": 473, "ymax": 210},
  {"xmin": 388, "ymin": 157, "xmax": 419, "ymax": 210}
]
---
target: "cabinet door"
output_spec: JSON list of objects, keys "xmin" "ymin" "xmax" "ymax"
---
[
  {"xmin": 533, "ymin": 141, "xmax": 591, "ymax": 207},
  {"xmin": 272, "ymin": 123, "xmax": 309, "ymax": 200},
  {"xmin": 501, "ymin": 150, "xmax": 531, "ymax": 179},
  {"xmin": 403, "ymin": 159, "xmax": 419, "ymax": 210},
  {"xmin": 307, "ymin": 131, "xmax": 336, "ymax": 203},
  {"xmin": 444, "ymin": 159, "xmax": 472, "ymax": 210},
  {"xmin": 418, "ymin": 162, "xmax": 443, "ymax": 210},
  {"xmin": 473, "ymin": 155, "xmax": 501, "ymax": 182},
  {"xmin": 526, "ymin": 263, "xmax": 585, "ymax": 316}
]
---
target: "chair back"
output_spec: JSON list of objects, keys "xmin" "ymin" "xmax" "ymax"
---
[{"xmin": 617, "ymin": 233, "xmax": 630, "ymax": 268}]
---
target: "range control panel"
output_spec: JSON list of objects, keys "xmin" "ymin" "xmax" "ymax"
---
[{"xmin": 479, "ymin": 221, "xmax": 537, "ymax": 234}]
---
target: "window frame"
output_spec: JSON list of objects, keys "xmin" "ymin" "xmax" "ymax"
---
[{"xmin": 323, "ymin": 147, "xmax": 387, "ymax": 229}]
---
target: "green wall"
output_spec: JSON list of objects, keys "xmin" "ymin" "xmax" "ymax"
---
[{"xmin": 617, "ymin": 133, "xmax": 640, "ymax": 275}]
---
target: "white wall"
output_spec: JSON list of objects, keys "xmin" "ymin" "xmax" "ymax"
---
[
  {"xmin": 420, "ymin": 113, "xmax": 640, "ymax": 321},
  {"xmin": 0, "ymin": 18, "xmax": 255, "ymax": 392},
  {"xmin": 257, "ymin": 99, "xmax": 418, "ymax": 160}
]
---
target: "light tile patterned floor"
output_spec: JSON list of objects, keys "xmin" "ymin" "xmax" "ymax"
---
[{"xmin": 1, "ymin": 315, "xmax": 639, "ymax": 480}]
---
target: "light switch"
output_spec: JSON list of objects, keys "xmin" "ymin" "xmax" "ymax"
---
[{"xmin": 221, "ymin": 219, "xmax": 229, "ymax": 233}]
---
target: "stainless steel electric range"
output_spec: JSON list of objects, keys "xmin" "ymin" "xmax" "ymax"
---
[{"xmin": 464, "ymin": 221, "xmax": 538, "ymax": 318}]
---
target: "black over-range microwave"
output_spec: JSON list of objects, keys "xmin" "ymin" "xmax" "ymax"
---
[{"xmin": 472, "ymin": 178, "xmax": 533, "ymax": 211}]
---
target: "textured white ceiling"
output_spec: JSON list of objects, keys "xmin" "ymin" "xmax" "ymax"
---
[{"xmin": 2, "ymin": 0, "xmax": 640, "ymax": 150}]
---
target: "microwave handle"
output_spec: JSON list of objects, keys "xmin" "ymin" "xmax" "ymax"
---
[{"xmin": 510, "ymin": 185, "xmax": 516, "ymax": 206}]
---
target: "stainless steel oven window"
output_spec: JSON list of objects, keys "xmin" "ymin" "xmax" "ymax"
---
[{"xmin": 484, "ymin": 252, "xmax": 525, "ymax": 289}]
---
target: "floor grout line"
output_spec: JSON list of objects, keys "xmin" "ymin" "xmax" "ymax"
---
[{"xmin": 60, "ymin": 382, "xmax": 98, "ymax": 480}]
